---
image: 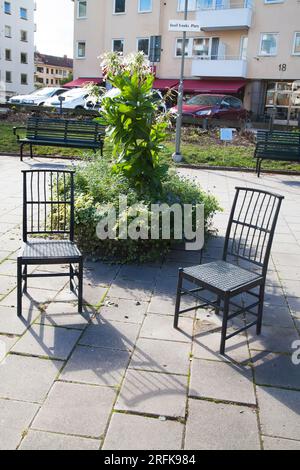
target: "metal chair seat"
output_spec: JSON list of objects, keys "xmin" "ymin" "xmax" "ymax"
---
[
  {"xmin": 183, "ymin": 261, "xmax": 262, "ymax": 294},
  {"xmin": 21, "ymin": 240, "xmax": 82, "ymax": 261}
]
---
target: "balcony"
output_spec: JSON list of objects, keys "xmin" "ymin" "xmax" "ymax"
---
[
  {"xmin": 196, "ymin": 0, "xmax": 253, "ymax": 31},
  {"xmin": 192, "ymin": 56, "xmax": 247, "ymax": 78}
]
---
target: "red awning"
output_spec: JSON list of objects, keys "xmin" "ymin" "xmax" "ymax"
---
[
  {"xmin": 183, "ymin": 79, "xmax": 246, "ymax": 94},
  {"xmin": 63, "ymin": 77, "xmax": 103, "ymax": 88},
  {"xmin": 153, "ymin": 79, "xmax": 179, "ymax": 91}
]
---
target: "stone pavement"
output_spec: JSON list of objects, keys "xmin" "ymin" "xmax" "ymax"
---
[{"xmin": 0, "ymin": 155, "xmax": 299, "ymax": 450}]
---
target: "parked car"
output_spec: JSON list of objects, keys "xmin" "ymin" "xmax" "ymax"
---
[
  {"xmin": 43, "ymin": 87, "xmax": 92, "ymax": 110},
  {"xmin": 90, "ymin": 87, "xmax": 167, "ymax": 113},
  {"xmin": 170, "ymin": 94, "xmax": 247, "ymax": 122},
  {"xmin": 9, "ymin": 87, "xmax": 66, "ymax": 106}
]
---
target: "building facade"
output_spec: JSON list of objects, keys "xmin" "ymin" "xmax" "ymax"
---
[
  {"xmin": 72, "ymin": 0, "xmax": 300, "ymax": 124},
  {"xmin": 34, "ymin": 53, "xmax": 73, "ymax": 87},
  {"xmin": 0, "ymin": 0, "xmax": 35, "ymax": 101}
]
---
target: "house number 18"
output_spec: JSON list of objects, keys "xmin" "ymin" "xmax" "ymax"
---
[{"xmin": 279, "ymin": 64, "xmax": 287, "ymax": 72}]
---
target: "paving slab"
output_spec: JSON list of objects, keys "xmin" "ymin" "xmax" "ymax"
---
[
  {"xmin": 189, "ymin": 358, "xmax": 256, "ymax": 405},
  {"xmin": 117, "ymin": 264, "xmax": 159, "ymax": 283},
  {"xmin": 0, "ymin": 305, "xmax": 40, "ymax": 335},
  {"xmin": 98, "ymin": 298, "xmax": 148, "ymax": 324},
  {"xmin": 11, "ymin": 324, "xmax": 82, "ymax": 360},
  {"xmin": 103, "ymin": 413, "xmax": 184, "ymax": 450},
  {"xmin": 61, "ymin": 345, "xmax": 130, "ymax": 387},
  {"xmin": 287, "ymin": 297, "xmax": 300, "ymax": 316},
  {"xmin": 129, "ymin": 338, "xmax": 191, "ymax": 375},
  {"xmin": 83, "ymin": 261, "xmax": 119, "ymax": 286},
  {"xmin": 257, "ymin": 386, "xmax": 300, "ymax": 441},
  {"xmin": 0, "ymin": 354, "xmax": 62, "ymax": 403},
  {"xmin": 259, "ymin": 305, "xmax": 295, "ymax": 328},
  {"xmin": 0, "ymin": 334, "xmax": 17, "ymax": 358},
  {"xmin": 0, "ymin": 287, "xmax": 56, "ymax": 309},
  {"xmin": 32, "ymin": 381, "xmax": 116, "ymax": 438},
  {"xmin": 82, "ymin": 283, "xmax": 108, "ymax": 306},
  {"xmin": 79, "ymin": 320, "xmax": 140, "ymax": 351},
  {"xmin": 0, "ymin": 275, "xmax": 16, "ymax": 297},
  {"xmin": 148, "ymin": 293, "xmax": 195, "ymax": 317},
  {"xmin": 19, "ymin": 430, "xmax": 100, "ymax": 450},
  {"xmin": 108, "ymin": 279, "xmax": 154, "ymax": 301},
  {"xmin": 185, "ymin": 399, "xmax": 260, "ymax": 450},
  {"xmin": 252, "ymin": 352, "xmax": 300, "ymax": 390},
  {"xmin": 115, "ymin": 369, "xmax": 188, "ymax": 418},
  {"xmin": 193, "ymin": 320, "xmax": 250, "ymax": 364},
  {"xmin": 262, "ymin": 436, "xmax": 300, "ymax": 450},
  {"xmin": 140, "ymin": 314, "xmax": 194, "ymax": 343},
  {"xmin": 248, "ymin": 325, "xmax": 299, "ymax": 354},
  {"xmin": 35, "ymin": 301, "xmax": 91, "ymax": 330},
  {"xmin": 0, "ymin": 398, "xmax": 39, "ymax": 450}
]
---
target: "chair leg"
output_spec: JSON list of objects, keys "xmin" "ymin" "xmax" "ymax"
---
[
  {"xmin": 174, "ymin": 269, "xmax": 183, "ymax": 329},
  {"xmin": 30, "ymin": 144, "xmax": 33, "ymax": 159},
  {"xmin": 215, "ymin": 295, "xmax": 221, "ymax": 315},
  {"xmin": 20, "ymin": 144, "xmax": 24, "ymax": 162},
  {"xmin": 256, "ymin": 284, "xmax": 265, "ymax": 335},
  {"xmin": 70, "ymin": 264, "xmax": 74, "ymax": 292},
  {"xmin": 23, "ymin": 265, "xmax": 28, "ymax": 293},
  {"xmin": 258, "ymin": 159, "xmax": 262, "ymax": 178},
  {"xmin": 17, "ymin": 259, "xmax": 22, "ymax": 317},
  {"xmin": 220, "ymin": 295, "xmax": 230, "ymax": 355},
  {"xmin": 78, "ymin": 258, "xmax": 83, "ymax": 314}
]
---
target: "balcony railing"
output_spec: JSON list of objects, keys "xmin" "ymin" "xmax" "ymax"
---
[
  {"xmin": 192, "ymin": 55, "xmax": 248, "ymax": 78},
  {"xmin": 196, "ymin": 0, "xmax": 253, "ymax": 30}
]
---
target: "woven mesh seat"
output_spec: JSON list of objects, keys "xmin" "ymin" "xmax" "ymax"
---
[
  {"xmin": 183, "ymin": 261, "xmax": 261, "ymax": 293},
  {"xmin": 22, "ymin": 240, "xmax": 82, "ymax": 260}
]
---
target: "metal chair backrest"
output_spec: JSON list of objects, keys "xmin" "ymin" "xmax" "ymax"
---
[
  {"xmin": 223, "ymin": 187, "xmax": 284, "ymax": 276},
  {"xmin": 22, "ymin": 169, "xmax": 75, "ymax": 243}
]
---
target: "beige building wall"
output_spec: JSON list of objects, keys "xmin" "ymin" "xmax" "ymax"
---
[{"xmin": 72, "ymin": 0, "xmax": 300, "ymax": 102}]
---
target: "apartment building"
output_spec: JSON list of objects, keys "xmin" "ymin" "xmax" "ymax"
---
[
  {"xmin": 0, "ymin": 0, "xmax": 35, "ymax": 101},
  {"xmin": 35, "ymin": 52, "xmax": 73, "ymax": 87},
  {"xmin": 72, "ymin": 0, "xmax": 300, "ymax": 124}
]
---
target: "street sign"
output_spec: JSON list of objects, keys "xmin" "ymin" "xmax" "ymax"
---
[
  {"xmin": 220, "ymin": 128, "xmax": 234, "ymax": 141},
  {"xmin": 168, "ymin": 20, "xmax": 201, "ymax": 33},
  {"xmin": 149, "ymin": 36, "xmax": 162, "ymax": 63}
]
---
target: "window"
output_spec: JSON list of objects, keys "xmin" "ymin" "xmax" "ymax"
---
[
  {"xmin": 5, "ymin": 49, "xmax": 11, "ymax": 61},
  {"xmin": 77, "ymin": 41, "xmax": 86, "ymax": 58},
  {"xmin": 260, "ymin": 33, "xmax": 278, "ymax": 56},
  {"xmin": 137, "ymin": 38, "xmax": 150, "ymax": 56},
  {"xmin": 4, "ymin": 2, "xmax": 11, "ymax": 14},
  {"xmin": 264, "ymin": 0, "xmax": 284, "ymax": 3},
  {"xmin": 20, "ymin": 7, "xmax": 28, "ymax": 20},
  {"xmin": 112, "ymin": 39, "xmax": 124, "ymax": 53},
  {"xmin": 240, "ymin": 36, "xmax": 248, "ymax": 60},
  {"xmin": 77, "ymin": 0, "xmax": 87, "ymax": 18},
  {"xmin": 5, "ymin": 71, "xmax": 12, "ymax": 83},
  {"xmin": 20, "ymin": 53, "xmax": 28, "ymax": 64},
  {"xmin": 178, "ymin": 0, "xmax": 200, "ymax": 11},
  {"xmin": 138, "ymin": 0, "xmax": 152, "ymax": 12},
  {"xmin": 293, "ymin": 32, "xmax": 300, "ymax": 55},
  {"xmin": 46, "ymin": 68, "xmax": 49, "ymax": 74},
  {"xmin": 20, "ymin": 30, "xmax": 28, "ymax": 42},
  {"xmin": 114, "ymin": 0, "xmax": 125, "ymax": 14},
  {"xmin": 37, "ymin": 67, "xmax": 44, "ymax": 73},
  {"xmin": 21, "ymin": 74, "xmax": 28, "ymax": 85},
  {"xmin": 5, "ymin": 25, "xmax": 12, "ymax": 38},
  {"xmin": 176, "ymin": 37, "xmax": 217, "ymax": 58}
]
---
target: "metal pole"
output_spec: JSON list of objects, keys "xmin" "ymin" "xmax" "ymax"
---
[{"xmin": 172, "ymin": 0, "xmax": 188, "ymax": 163}]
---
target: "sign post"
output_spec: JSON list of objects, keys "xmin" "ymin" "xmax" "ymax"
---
[{"xmin": 172, "ymin": 0, "xmax": 189, "ymax": 163}]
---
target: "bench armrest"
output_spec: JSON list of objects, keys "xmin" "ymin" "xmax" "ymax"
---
[{"xmin": 13, "ymin": 126, "xmax": 26, "ymax": 140}]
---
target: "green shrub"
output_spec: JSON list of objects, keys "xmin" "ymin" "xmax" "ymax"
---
[{"xmin": 73, "ymin": 157, "xmax": 221, "ymax": 263}]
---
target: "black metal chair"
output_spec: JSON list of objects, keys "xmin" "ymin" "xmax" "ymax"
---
[
  {"xmin": 174, "ymin": 187, "xmax": 284, "ymax": 355},
  {"xmin": 17, "ymin": 169, "xmax": 83, "ymax": 316}
]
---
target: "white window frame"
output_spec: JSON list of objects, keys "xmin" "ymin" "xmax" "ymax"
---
[
  {"xmin": 138, "ymin": 0, "xmax": 152, "ymax": 13},
  {"xmin": 77, "ymin": 0, "xmax": 87, "ymax": 19},
  {"xmin": 292, "ymin": 32, "xmax": 300, "ymax": 56},
  {"xmin": 20, "ymin": 30, "xmax": 28, "ymax": 42},
  {"xmin": 175, "ymin": 37, "xmax": 213, "ymax": 58},
  {"xmin": 5, "ymin": 25, "xmax": 12, "ymax": 38},
  {"xmin": 21, "ymin": 73, "xmax": 28, "ymax": 85},
  {"xmin": 4, "ymin": 2, "xmax": 11, "ymax": 15},
  {"xmin": 137, "ymin": 37, "xmax": 150, "ymax": 56},
  {"xmin": 76, "ymin": 41, "xmax": 86, "ymax": 59},
  {"xmin": 112, "ymin": 38, "xmax": 124, "ymax": 54},
  {"xmin": 113, "ymin": 0, "xmax": 126, "ymax": 15},
  {"xmin": 264, "ymin": 0, "xmax": 284, "ymax": 4},
  {"xmin": 177, "ymin": 0, "xmax": 199, "ymax": 12},
  {"xmin": 259, "ymin": 32, "xmax": 279, "ymax": 56}
]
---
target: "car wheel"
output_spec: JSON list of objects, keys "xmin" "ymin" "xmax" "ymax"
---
[
  {"xmin": 75, "ymin": 106, "xmax": 84, "ymax": 110},
  {"xmin": 39, "ymin": 102, "xmax": 44, "ymax": 106}
]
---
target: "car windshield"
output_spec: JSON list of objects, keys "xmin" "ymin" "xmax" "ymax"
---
[
  {"xmin": 31, "ymin": 88, "xmax": 57, "ymax": 97},
  {"xmin": 186, "ymin": 95, "xmax": 223, "ymax": 106},
  {"xmin": 60, "ymin": 88, "xmax": 87, "ymax": 99}
]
